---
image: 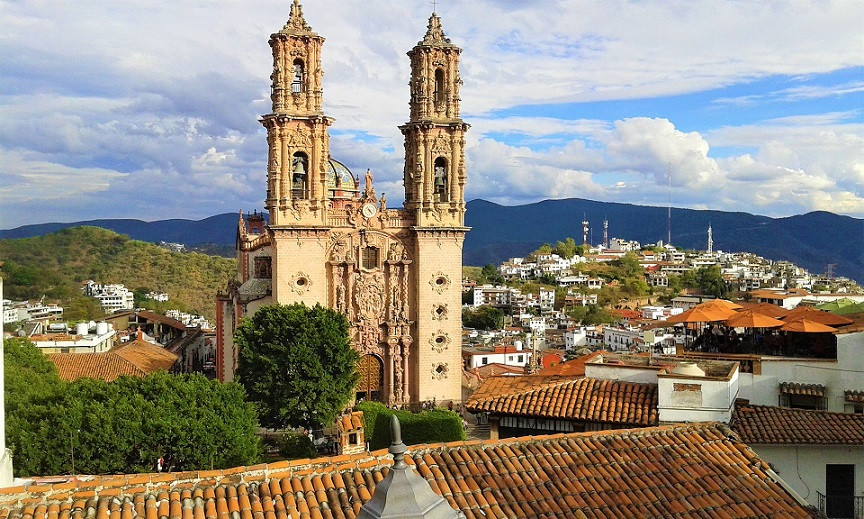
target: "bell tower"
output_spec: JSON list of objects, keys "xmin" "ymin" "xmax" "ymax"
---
[
  {"xmin": 401, "ymin": 13, "xmax": 469, "ymax": 227},
  {"xmin": 262, "ymin": 0, "xmax": 332, "ymax": 227}
]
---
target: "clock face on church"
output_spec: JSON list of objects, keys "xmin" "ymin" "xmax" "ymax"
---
[{"xmin": 361, "ymin": 203, "xmax": 377, "ymax": 218}]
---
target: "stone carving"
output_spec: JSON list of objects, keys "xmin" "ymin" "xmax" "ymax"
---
[
  {"xmin": 429, "ymin": 272, "xmax": 450, "ymax": 294},
  {"xmin": 431, "ymin": 304, "xmax": 448, "ymax": 321},
  {"xmin": 429, "ymin": 331, "xmax": 450, "ymax": 353},
  {"xmin": 355, "ymin": 271, "xmax": 386, "ymax": 320},
  {"xmin": 289, "ymin": 272, "xmax": 312, "ymax": 295},
  {"xmin": 431, "ymin": 363, "xmax": 449, "ymax": 380},
  {"xmin": 287, "ymin": 127, "xmax": 311, "ymax": 148},
  {"xmin": 388, "ymin": 242, "xmax": 405, "ymax": 262},
  {"xmin": 431, "ymin": 134, "xmax": 451, "ymax": 155}
]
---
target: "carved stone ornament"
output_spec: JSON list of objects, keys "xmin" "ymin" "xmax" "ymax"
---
[
  {"xmin": 287, "ymin": 127, "xmax": 311, "ymax": 148},
  {"xmin": 431, "ymin": 304, "xmax": 448, "ymax": 321},
  {"xmin": 354, "ymin": 271, "xmax": 386, "ymax": 320},
  {"xmin": 431, "ymin": 134, "xmax": 451, "ymax": 156},
  {"xmin": 429, "ymin": 331, "xmax": 450, "ymax": 353},
  {"xmin": 431, "ymin": 363, "xmax": 449, "ymax": 380},
  {"xmin": 289, "ymin": 272, "xmax": 312, "ymax": 294},
  {"xmin": 429, "ymin": 272, "xmax": 450, "ymax": 294}
]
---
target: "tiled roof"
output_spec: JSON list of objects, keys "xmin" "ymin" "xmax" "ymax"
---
[
  {"xmin": 47, "ymin": 340, "xmax": 178, "ymax": 382},
  {"xmin": 537, "ymin": 351, "xmax": 602, "ymax": 377},
  {"xmin": 337, "ymin": 411, "xmax": 364, "ymax": 432},
  {"xmin": 465, "ymin": 375, "xmax": 658, "ymax": 426},
  {"xmin": 731, "ymin": 400, "xmax": 864, "ymax": 445},
  {"xmin": 779, "ymin": 382, "xmax": 825, "ymax": 396},
  {"xmin": 0, "ymin": 423, "xmax": 818, "ymax": 519},
  {"xmin": 134, "ymin": 310, "xmax": 186, "ymax": 330},
  {"xmin": 47, "ymin": 353, "xmax": 146, "ymax": 382},
  {"xmin": 846, "ymin": 390, "xmax": 864, "ymax": 404}
]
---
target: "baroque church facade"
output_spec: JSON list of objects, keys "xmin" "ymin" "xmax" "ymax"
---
[{"xmin": 216, "ymin": 1, "xmax": 468, "ymax": 406}]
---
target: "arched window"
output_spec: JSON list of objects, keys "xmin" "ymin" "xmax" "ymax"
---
[
  {"xmin": 292, "ymin": 59, "xmax": 305, "ymax": 93},
  {"xmin": 433, "ymin": 157, "xmax": 448, "ymax": 202},
  {"xmin": 292, "ymin": 152, "xmax": 308, "ymax": 198},
  {"xmin": 434, "ymin": 68, "xmax": 445, "ymax": 103}
]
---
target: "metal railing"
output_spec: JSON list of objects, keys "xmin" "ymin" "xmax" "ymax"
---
[{"xmin": 818, "ymin": 492, "xmax": 864, "ymax": 518}]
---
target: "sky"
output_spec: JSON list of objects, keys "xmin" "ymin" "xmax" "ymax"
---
[{"xmin": 1, "ymin": 0, "xmax": 863, "ymax": 229}]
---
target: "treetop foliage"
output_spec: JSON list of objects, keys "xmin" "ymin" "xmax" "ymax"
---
[
  {"xmin": 235, "ymin": 303, "xmax": 359, "ymax": 430},
  {"xmin": 5, "ymin": 338, "xmax": 260, "ymax": 476}
]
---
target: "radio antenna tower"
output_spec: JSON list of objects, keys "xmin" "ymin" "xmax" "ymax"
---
[
  {"xmin": 707, "ymin": 223, "xmax": 713, "ymax": 254},
  {"xmin": 603, "ymin": 218, "xmax": 609, "ymax": 248},
  {"xmin": 582, "ymin": 216, "xmax": 590, "ymax": 246}
]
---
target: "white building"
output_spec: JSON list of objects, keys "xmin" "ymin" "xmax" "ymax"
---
[
  {"xmin": 463, "ymin": 342, "xmax": 533, "ymax": 369},
  {"xmin": 82, "ymin": 281, "xmax": 135, "ymax": 312},
  {"xmin": 29, "ymin": 321, "xmax": 116, "ymax": 353}
]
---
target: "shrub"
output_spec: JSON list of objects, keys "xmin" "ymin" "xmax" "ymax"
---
[
  {"xmin": 278, "ymin": 433, "xmax": 317, "ymax": 460},
  {"xmin": 357, "ymin": 401, "xmax": 465, "ymax": 451}
]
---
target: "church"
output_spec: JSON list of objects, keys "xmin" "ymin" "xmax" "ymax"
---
[{"xmin": 216, "ymin": 1, "xmax": 468, "ymax": 406}]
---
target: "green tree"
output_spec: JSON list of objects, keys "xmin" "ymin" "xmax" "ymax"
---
[
  {"xmin": 553, "ymin": 238, "xmax": 578, "ymax": 259},
  {"xmin": 5, "ymin": 339, "xmax": 260, "ymax": 476},
  {"xmin": 480, "ymin": 263, "xmax": 504, "ymax": 285},
  {"xmin": 691, "ymin": 266, "xmax": 728, "ymax": 298},
  {"xmin": 235, "ymin": 303, "xmax": 359, "ymax": 430},
  {"xmin": 463, "ymin": 305, "xmax": 504, "ymax": 330}
]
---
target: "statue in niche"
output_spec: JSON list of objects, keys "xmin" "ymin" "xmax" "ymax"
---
[
  {"xmin": 388, "ymin": 242, "xmax": 404, "ymax": 261},
  {"xmin": 379, "ymin": 193, "xmax": 386, "ymax": 211}
]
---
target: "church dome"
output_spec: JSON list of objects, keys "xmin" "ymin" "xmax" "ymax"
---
[{"xmin": 326, "ymin": 159, "xmax": 357, "ymax": 192}]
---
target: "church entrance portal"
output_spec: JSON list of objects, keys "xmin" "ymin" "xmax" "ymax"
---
[{"xmin": 356, "ymin": 354, "xmax": 383, "ymax": 402}]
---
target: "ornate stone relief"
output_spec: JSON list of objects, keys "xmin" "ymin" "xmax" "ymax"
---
[
  {"xmin": 431, "ymin": 303, "xmax": 448, "ymax": 321},
  {"xmin": 429, "ymin": 272, "xmax": 451, "ymax": 294},
  {"xmin": 431, "ymin": 363, "xmax": 449, "ymax": 380},
  {"xmin": 429, "ymin": 331, "xmax": 450, "ymax": 353},
  {"xmin": 431, "ymin": 134, "xmax": 451, "ymax": 156},
  {"xmin": 289, "ymin": 272, "xmax": 312, "ymax": 294}
]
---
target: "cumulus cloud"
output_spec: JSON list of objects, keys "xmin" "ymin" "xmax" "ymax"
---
[{"xmin": 0, "ymin": 0, "xmax": 863, "ymax": 227}]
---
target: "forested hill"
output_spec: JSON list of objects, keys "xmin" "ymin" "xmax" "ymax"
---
[
  {"xmin": 0, "ymin": 227, "xmax": 235, "ymax": 321},
  {"xmin": 2, "ymin": 198, "xmax": 861, "ymax": 282}
]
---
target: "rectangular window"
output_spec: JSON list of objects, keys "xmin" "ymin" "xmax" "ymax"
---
[
  {"xmin": 481, "ymin": 357, "xmax": 488, "ymax": 365},
  {"xmin": 362, "ymin": 247, "xmax": 379, "ymax": 270},
  {"xmin": 518, "ymin": 355, "xmax": 524, "ymax": 363},
  {"xmin": 254, "ymin": 257, "xmax": 272, "ymax": 279}
]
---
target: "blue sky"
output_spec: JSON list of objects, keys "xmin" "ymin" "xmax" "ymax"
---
[{"xmin": 0, "ymin": 1, "xmax": 862, "ymax": 228}]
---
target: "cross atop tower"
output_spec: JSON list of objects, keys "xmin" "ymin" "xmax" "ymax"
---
[{"xmin": 431, "ymin": 0, "xmax": 438, "ymax": 14}]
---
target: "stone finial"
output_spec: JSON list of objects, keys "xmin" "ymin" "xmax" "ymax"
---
[
  {"xmin": 282, "ymin": 0, "xmax": 312, "ymax": 33},
  {"xmin": 420, "ymin": 13, "xmax": 452, "ymax": 46},
  {"xmin": 356, "ymin": 415, "xmax": 464, "ymax": 519}
]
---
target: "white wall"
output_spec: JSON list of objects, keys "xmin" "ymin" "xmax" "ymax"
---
[
  {"xmin": 755, "ymin": 445, "xmax": 864, "ymax": 511},
  {"xmin": 584, "ymin": 364, "xmax": 660, "ymax": 384},
  {"xmin": 729, "ymin": 332, "xmax": 864, "ymax": 412},
  {"xmin": 657, "ymin": 370, "xmax": 739, "ymax": 423}
]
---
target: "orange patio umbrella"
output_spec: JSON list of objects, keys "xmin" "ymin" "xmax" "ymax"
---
[
  {"xmin": 697, "ymin": 299, "xmax": 743, "ymax": 311},
  {"xmin": 783, "ymin": 306, "xmax": 853, "ymax": 327},
  {"xmin": 725, "ymin": 309, "xmax": 784, "ymax": 329},
  {"xmin": 666, "ymin": 306, "xmax": 730, "ymax": 324},
  {"xmin": 746, "ymin": 302, "xmax": 789, "ymax": 318},
  {"xmin": 780, "ymin": 318, "xmax": 838, "ymax": 333},
  {"xmin": 690, "ymin": 301, "xmax": 740, "ymax": 321}
]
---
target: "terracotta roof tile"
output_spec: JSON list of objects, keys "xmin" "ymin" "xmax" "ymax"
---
[
  {"xmin": 731, "ymin": 400, "xmax": 864, "ymax": 445},
  {"xmin": 465, "ymin": 375, "xmax": 658, "ymax": 426},
  {"xmin": 0, "ymin": 423, "xmax": 820, "ymax": 518},
  {"xmin": 47, "ymin": 340, "xmax": 178, "ymax": 382}
]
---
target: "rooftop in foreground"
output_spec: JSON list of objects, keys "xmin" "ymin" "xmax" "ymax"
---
[{"xmin": 0, "ymin": 422, "xmax": 818, "ymax": 518}]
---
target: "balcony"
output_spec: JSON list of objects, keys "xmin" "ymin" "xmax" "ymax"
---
[{"xmin": 818, "ymin": 492, "xmax": 864, "ymax": 518}]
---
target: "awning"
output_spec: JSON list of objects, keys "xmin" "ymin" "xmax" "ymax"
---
[
  {"xmin": 845, "ymin": 390, "xmax": 864, "ymax": 404},
  {"xmin": 779, "ymin": 382, "xmax": 825, "ymax": 397}
]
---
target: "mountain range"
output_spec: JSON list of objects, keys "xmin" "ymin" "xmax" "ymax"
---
[{"xmin": 2, "ymin": 199, "xmax": 861, "ymax": 282}]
